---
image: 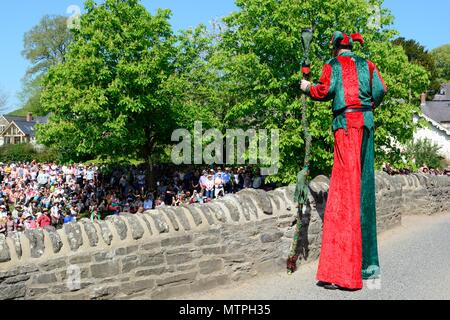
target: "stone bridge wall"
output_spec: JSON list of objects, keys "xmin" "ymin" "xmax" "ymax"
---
[{"xmin": 0, "ymin": 172, "xmax": 448, "ymax": 300}]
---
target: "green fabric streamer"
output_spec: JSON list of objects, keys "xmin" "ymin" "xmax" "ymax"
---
[
  {"xmin": 360, "ymin": 127, "xmax": 380, "ymax": 279},
  {"xmin": 287, "ymin": 166, "xmax": 310, "ymax": 274},
  {"xmin": 294, "ymin": 167, "xmax": 310, "ymax": 205}
]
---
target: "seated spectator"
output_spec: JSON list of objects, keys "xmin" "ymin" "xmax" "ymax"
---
[
  {"xmin": 0, "ymin": 205, "xmax": 6, "ymax": 218},
  {"xmin": 252, "ymin": 169, "xmax": 263, "ymax": 189},
  {"xmin": 50, "ymin": 205, "xmax": 61, "ymax": 228},
  {"xmin": 15, "ymin": 213, "xmax": 25, "ymax": 232},
  {"xmin": 37, "ymin": 208, "xmax": 52, "ymax": 228},
  {"xmin": 143, "ymin": 195, "xmax": 153, "ymax": 211},
  {"xmin": 6, "ymin": 212, "xmax": 16, "ymax": 235},
  {"xmin": 24, "ymin": 213, "xmax": 37, "ymax": 230},
  {"xmin": 90, "ymin": 208, "xmax": 101, "ymax": 222},
  {"xmin": 214, "ymin": 169, "xmax": 225, "ymax": 198},
  {"xmin": 164, "ymin": 186, "xmax": 175, "ymax": 206},
  {"xmin": 155, "ymin": 196, "xmax": 165, "ymax": 208},
  {"xmin": 0, "ymin": 216, "xmax": 6, "ymax": 235},
  {"xmin": 444, "ymin": 166, "xmax": 450, "ymax": 177}
]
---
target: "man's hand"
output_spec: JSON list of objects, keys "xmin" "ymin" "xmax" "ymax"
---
[{"xmin": 300, "ymin": 79, "xmax": 311, "ymax": 93}]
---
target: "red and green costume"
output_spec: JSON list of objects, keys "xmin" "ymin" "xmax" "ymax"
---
[{"xmin": 308, "ymin": 32, "xmax": 387, "ymax": 289}]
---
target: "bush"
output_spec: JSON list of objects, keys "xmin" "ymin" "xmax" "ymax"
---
[
  {"xmin": 405, "ymin": 139, "xmax": 445, "ymax": 169},
  {"xmin": 0, "ymin": 143, "xmax": 60, "ymax": 163}
]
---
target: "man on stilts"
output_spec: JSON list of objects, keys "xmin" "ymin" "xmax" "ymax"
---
[{"xmin": 300, "ymin": 31, "xmax": 387, "ymax": 290}]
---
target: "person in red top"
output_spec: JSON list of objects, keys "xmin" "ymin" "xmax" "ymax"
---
[
  {"xmin": 300, "ymin": 31, "xmax": 387, "ymax": 291},
  {"xmin": 37, "ymin": 209, "xmax": 52, "ymax": 228}
]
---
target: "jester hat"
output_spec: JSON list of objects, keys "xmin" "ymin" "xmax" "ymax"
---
[{"xmin": 330, "ymin": 31, "xmax": 364, "ymax": 49}]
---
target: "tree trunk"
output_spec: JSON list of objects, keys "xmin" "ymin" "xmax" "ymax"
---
[
  {"xmin": 146, "ymin": 156, "xmax": 156, "ymax": 192},
  {"xmin": 142, "ymin": 131, "xmax": 156, "ymax": 192}
]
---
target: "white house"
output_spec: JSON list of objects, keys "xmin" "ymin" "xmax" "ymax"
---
[
  {"xmin": 414, "ymin": 86, "xmax": 450, "ymax": 161},
  {"xmin": 0, "ymin": 113, "xmax": 49, "ymax": 147}
]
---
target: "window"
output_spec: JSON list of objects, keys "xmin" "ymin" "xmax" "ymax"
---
[
  {"xmin": 14, "ymin": 137, "xmax": 21, "ymax": 144},
  {"xmin": 4, "ymin": 137, "xmax": 10, "ymax": 145},
  {"xmin": 0, "ymin": 125, "xmax": 4, "ymax": 132}
]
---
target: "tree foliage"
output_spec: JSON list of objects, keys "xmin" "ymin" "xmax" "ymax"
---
[
  {"xmin": 38, "ymin": 0, "xmax": 203, "ymax": 168},
  {"xmin": 22, "ymin": 15, "xmax": 73, "ymax": 80},
  {"xmin": 38, "ymin": 0, "xmax": 431, "ymax": 184},
  {"xmin": 431, "ymin": 44, "xmax": 450, "ymax": 83},
  {"xmin": 392, "ymin": 37, "xmax": 440, "ymax": 96},
  {"xmin": 11, "ymin": 15, "xmax": 73, "ymax": 117},
  {"xmin": 201, "ymin": 0, "xmax": 430, "ymax": 183},
  {"xmin": 0, "ymin": 144, "xmax": 59, "ymax": 163}
]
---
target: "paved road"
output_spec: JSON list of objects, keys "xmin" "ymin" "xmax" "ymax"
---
[{"xmin": 177, "ymin": 213, "xmax": 450, "ymax": 300}]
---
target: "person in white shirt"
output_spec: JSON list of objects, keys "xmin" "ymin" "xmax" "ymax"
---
[
  {"xmin": 37, "ymin": 170, "xmax": 49, "ymax": 186},
  {"xmin": 205, "ymin": 174, "xmax": 215, "ymax": 199},
  {"xmin": 86, "ymin": 168, "xmax": 95, "ymax": 182},
  {"xmin": 214, "ymin": 171, "xmax": 225, "ymax": 198}
]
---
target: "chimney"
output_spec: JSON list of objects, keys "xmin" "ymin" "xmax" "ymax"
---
[
  {"xmin": 420, "ymin": 93, "xmax": 427, "ymax": 106},
  {"xmin": 27, "ymin": 112, "xmax": 33, "ymax": 122}
]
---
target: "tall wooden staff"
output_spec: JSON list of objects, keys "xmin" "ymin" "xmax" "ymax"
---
[{"xmin": 287, "ymin": 28, "xmax": 314, "ymax": 275}]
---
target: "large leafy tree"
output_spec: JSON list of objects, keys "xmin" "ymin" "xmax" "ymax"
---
[
  {"xmin": 22, "ymin": 15, "xmax": 73, "ymax": 79},
  {"xmin": 431, "ymin": 44, "xmax": 450, "ymax": 83},
  {"xmin": 392, "ymin": 37, "xmax": 440, "ymax": 96},
  {"xmin": 206, "ymin": 0, "xmax": 429, "ymax": 183},
  {"xmin": 10, "ymin": 15, "xmax": 73, "ymax": 117},
  {"xmin": 38, "ymin": 0, "xmax": 186, "ymax": 172}
]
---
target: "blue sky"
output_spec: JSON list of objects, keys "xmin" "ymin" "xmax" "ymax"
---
[{"xmin": 1, "ymin": 0, "xmax": 449, "ymax": 113}]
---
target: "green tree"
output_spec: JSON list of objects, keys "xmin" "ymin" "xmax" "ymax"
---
[
  {"xmin": 406, "ymin": 139, "xmax": 444, "ymax": 170},
  {"xmin": 431, "ymin": 44, "xmax": 450, "ymax": 83},
  {"xmin": 38, "ymin": 0, "xmax": 197, "ymax": 180},
  {"xmin": 206, "ymin": 0, "xmax": 430, "ymax": 183},
  {"xmin": 164, "ymin": 25, "xmax": 222, "ymax": 131},
  {"xmin": 0, "ymin": 144, "xmax": 60, "ymax": 163},
  {"xmin": 10, "ymin": 15, "xmax": 73, "ymax": 117},
  {"xmin": 22, "ymin": 15, "xmax": 73, "ymax": 79},
  {"xmin": 392, "ymin": 37, "xmax": 440, "ymax": 96}
]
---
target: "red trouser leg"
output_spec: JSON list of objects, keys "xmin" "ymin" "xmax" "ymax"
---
[{"xmin": 316, "ymin": 127, "xmax": 364, "ymax": 289}]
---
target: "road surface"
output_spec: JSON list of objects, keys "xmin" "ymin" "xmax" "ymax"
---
[{"xmin": 177, "ymin": 213, "xmax": 450, "ymax": 300}]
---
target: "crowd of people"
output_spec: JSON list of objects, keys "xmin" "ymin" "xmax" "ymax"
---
[
  {"xmin": 2, "ymin": 160, "xmax": 447, "ymax": 237},
  {"xmin": 382, "ymin": 163, "xmax": 450, "ymax": 176},
  {"xmin": 153, "ymin": 166, "xmax": 271, "ymax": 208},
  {"xmin": 0, "ymin": 161, "xmax": 270, "ymax": 236},
  {"xmin": 418, "ymin": 164, "xmax": 450, "ymax": 176}
]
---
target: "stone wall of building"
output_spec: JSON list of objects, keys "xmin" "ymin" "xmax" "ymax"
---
[{"xmin": 0, "ymin": 172, "xmax": 448, "ymax": 300}]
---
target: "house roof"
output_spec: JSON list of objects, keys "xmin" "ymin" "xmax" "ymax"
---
[
  {"xmin": 422, "ymin": 102, "xmax": 450, "ymax": 123},
  {"xmin": 433, "ymin": 84, "xmax": 450, "ymax": 101},
  {"xmin": 416, "ymin": 113, "xmax": 450, "ymax": 137},
  {"xmin": 422, "ymin": 83, "xmax": 450, "ymax": 123},
  {"xmin": 0, "ymin": 115, "xmax": 49, "ymax": 138},
  {"xmin": 2, "ymin": 115, "xmax": 27, "ymax": 123},
  {"xmin": 14, "ymin": 120, "xmax": 38, "ymax": 137}
]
